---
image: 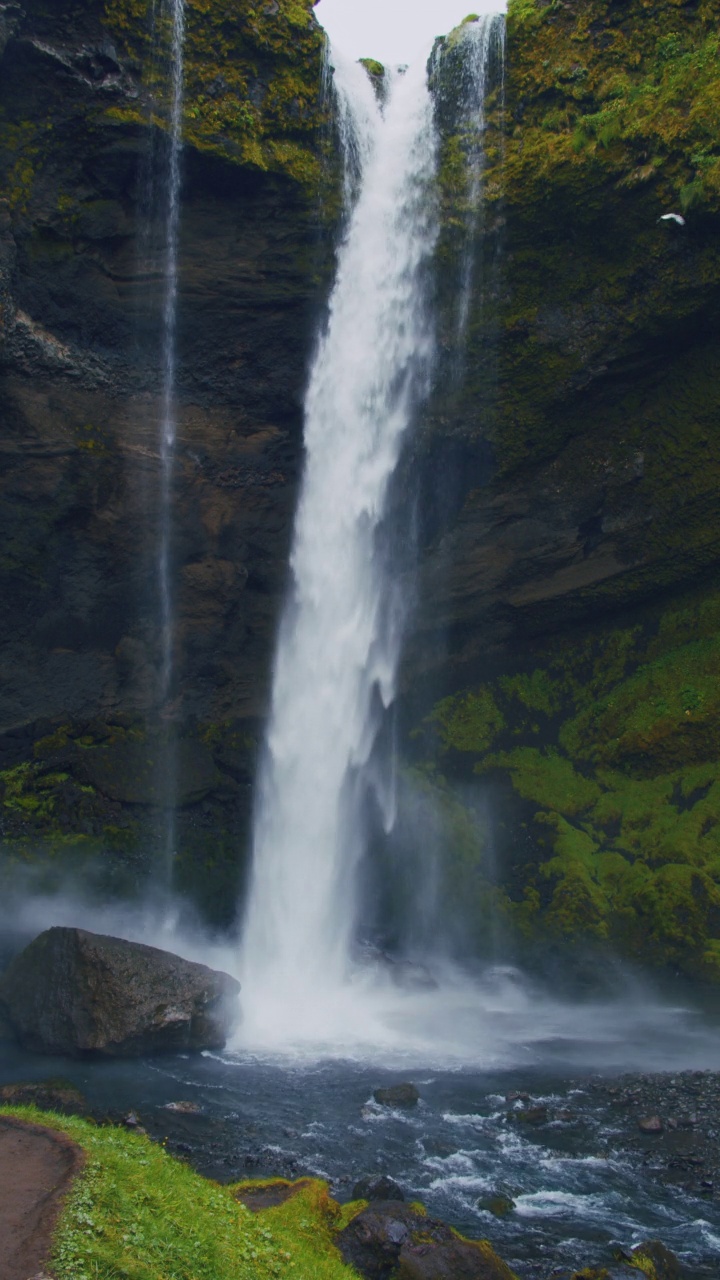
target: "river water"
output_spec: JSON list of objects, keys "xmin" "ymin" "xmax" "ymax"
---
[{"xmin": 2, "ymin": 960, "xmax": 720, "ymax": 1277}]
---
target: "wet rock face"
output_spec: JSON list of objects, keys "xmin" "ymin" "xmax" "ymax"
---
[
  {"xmin": 0, "ymin": 926, "xmax": 241, "ymax": 1056},
  {"xmin": 336, "ymin": 1202, "xmax": 517, "ymax": 1280},
  {"xmin": 0, "ymin": 1, "xmax": 330, "ymax": 735},
  {"xmin": 0, "ymin": 0, "xmax": 334, "ymax": 896}
]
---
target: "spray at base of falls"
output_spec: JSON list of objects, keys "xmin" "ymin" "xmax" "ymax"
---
[
  {"xmin": 238, "ymin": 49, "xmax": 439, "ymax": 1046},
  {"xmin": 156, "ymin": 0, "xmax": 185, "ymax": 881}
]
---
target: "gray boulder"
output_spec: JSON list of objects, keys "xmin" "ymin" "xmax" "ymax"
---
[{"xmin": 0, "ymin": 927, "xmax": 240, "ymax": 1057}]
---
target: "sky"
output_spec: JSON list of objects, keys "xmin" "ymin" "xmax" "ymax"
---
[{"xmin": 316, "ymin": 0, "xmax": 506, "ymax": 67}]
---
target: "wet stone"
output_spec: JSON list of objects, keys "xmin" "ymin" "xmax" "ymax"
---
[
  {"xmin": 638, "ymin": 1115, "xmax": 664, "ymax": 1134},
  {"xmin": 373, "ymin": 1083, "xmax": 420, "ymax": 1108},
  {"xmin": 512, "ymin": 1106, "xmax": 548, "ymax": 1125},
  {"xmin": 353, "ymin": 1175, "xmax": 405, "ymax": 1201}
]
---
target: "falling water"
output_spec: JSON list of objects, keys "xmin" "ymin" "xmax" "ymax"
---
[
  {"xmin": 444, "ymin": 14, "xmax": 505, "ymax": 340},
  {"xmin": 158, "ymin": 0, "xmax": 185, "ymax": 704},
  {"xmin": 239, "ymin": 49, "xmax": 439, "ymax": 1041},
  {"xmin": 156, "ymin": 0, "xmax": 185, "ymax": 875}
]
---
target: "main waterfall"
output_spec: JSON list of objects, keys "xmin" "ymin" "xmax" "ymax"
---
[{"xmin": 238, "ymin": 50, "xmax": 439, "ymax": 1041}]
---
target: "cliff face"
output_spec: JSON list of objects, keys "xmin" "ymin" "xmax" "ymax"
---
[
  {"xmin": 2, "ymin": 0, "xmax": 720, "ymax": 970},
  {"xmin": 0, "ymin": 0, "xmax": 332, "ymax": 913},
  {"xmin": 410, "ymin": 0, "xmax": 720, "ymax": 980}
]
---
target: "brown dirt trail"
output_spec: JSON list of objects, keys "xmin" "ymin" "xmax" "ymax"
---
[{"xmin": 0, "ymin": 1116, "xmax": 85, "ymax": 1280}]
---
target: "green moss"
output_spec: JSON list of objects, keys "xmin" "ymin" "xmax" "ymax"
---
[
  {"xmin": 359, "ymin": 58, "xmax": 384, "ymax": 79},
  {"xmin": 102, "ymin": 0, "xmax": 332, "ymax": 193},
  {"xmin": 485, "ymin": 748, "xmax": 601, "ymax": 815},
  {"xmin": 419, "ymin": 581, "xmax": 720, "ymax": 977},
  {"xmin": 429, "ymin": 0, "xmax": 720, "ymax": 484},
  {"xmin": 427, "ymin": 687, "xmax": 505, "ymax": 753},
  {"xmin": 0, "ymin": 1106, "xmax": 359, "ymax": 1280}
]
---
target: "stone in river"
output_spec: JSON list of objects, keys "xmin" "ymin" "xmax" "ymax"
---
[
  {"xmin": 337, "ymin": 1201, "xmax": 517, "ymax": 1280},
  {"xmin": 638, "ymin": 1115, "xmax": 664, "ymax": 1134},
  {"xmin": 0, "ymin": 927, "xmax": 240, "ymax": 1057},
  {"xmin": 630, "ymin": 1240, "xmax": 683, "ymax": 1280},
  {"xmin": 352, "ymin": 1175, "xmax": 405, "ymax": 1202},
  {"xmin": 512, "ymin": 1106, "xmax": 548, "ymax": 1125},
  {"xmin": 373, "ymin": 1083, "xmax": 420, "ymax": 1107}
]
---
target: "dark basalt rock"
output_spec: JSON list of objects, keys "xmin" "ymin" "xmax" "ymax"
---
[
  {"xmin": 336, "ymin": 1202, "xmax": 516, "ymax": 1280},
  {"xmin": 396, "ymin": 1239, "xmax": 518, "ymax": 1280},
  {"xmin": 352, "ymin": 1175, "xmax": 405, "ymax": 1202},
  {"xmin": 627, "ymin": 1241, "xmax": 684, "ymax": 1280},
  {"xmin": 0, "ymin": 926, "xmax": 240, "ymax": 1056},
  {"xmin": 74, "ymin": 738, "xmax": 220, "ymax": 806},
  {"xmin": 0, "ymin": 1078, "xmax": 90, "ymax": 1116},
  {"xmin": 373, "ymin": 1083, "xmax": 420, "ymax": 1108}
]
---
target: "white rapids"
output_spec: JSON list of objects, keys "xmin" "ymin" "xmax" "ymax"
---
[{"xmin": 238, "ymin": 48, "xmax": 440, "ymax": 1046}]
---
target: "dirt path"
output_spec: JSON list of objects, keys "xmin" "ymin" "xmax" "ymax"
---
[{"xmin": 0, "ymin": 1116, "xmax": 85, "ymax": 1280}]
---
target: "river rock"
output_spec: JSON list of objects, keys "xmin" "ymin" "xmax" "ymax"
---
[
  {"xmin": 373, "ymin": 1083, "xmax": 420, "ymax": 1108},
  {"xmin": 336, "ymin": 1202, "xmax": 516, "ymax": 1280},
  {"xmin": 638, "ymin": 1115, "xmax": 663, "ymax": 1134},
  {"xmin": 630, "ymin": 1241, "xmax": 683, "ymax": 1280},
  {"xmin": 352, "ymin": 1175, "xmax": 405, "ymax": 1202},
  {"xmin": 0, "ymin": 927, "xmax": 240, "ymax": 1056}
]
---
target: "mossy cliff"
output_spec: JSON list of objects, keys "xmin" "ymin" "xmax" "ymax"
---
[
  {"xmin": 407, "ymin": 0, "xmax": 720, "ymax": 978},
  {"xmin": 415, "ymin": 581, "xmax": 720, "ymax": 979},
  {"xmin": 0, "ymin": 0, "xmax": 336, "ymax": 906}
]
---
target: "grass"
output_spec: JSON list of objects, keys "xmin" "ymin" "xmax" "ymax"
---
[{"xmin": 1, "ymin": 1105, "xmax": 360, "ymax": 1280}]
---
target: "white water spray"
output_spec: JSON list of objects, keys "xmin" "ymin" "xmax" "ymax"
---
[{"xmin": 239, "ymin": 49, "xmax": 439, "ymax": 1041}]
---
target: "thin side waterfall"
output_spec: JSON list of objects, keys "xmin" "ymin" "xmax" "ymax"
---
[
  {"xmin": 238, "ymin": 50, "xmax": 439, "ymax": 1044},
  {"xmin": 450, "ymin": 14, "xmax": 505, "ymax": 341},
  {"xmin": 157, "ymin": 0, "xmax": 185, "ymax": 876}
]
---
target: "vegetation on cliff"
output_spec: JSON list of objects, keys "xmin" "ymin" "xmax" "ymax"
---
[
  {"xmin": 412, "ymin": 0, "xmax": 720, "ymax": 982},
  {"xmin": 418, "ymin": 580, "xmax": 720, "ymax": 979},
  {"xmin": 432, "ymin": 0, "xmax": 720, "ymax": 478},
  {"xmin": 103, "ymin": 0, "xmax": 330, "ymax": 187}
]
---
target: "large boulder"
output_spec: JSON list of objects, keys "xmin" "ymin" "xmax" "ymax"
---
[
  {"xmin": 336, "ymin": 1203, "xmax": 517, "ymax": 1280},
  {"xmin": 0, "ymin": 927, "xmax": 240, "ymax": 1057}
]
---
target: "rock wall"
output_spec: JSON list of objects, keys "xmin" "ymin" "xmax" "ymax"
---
[
  {"xmin": 2, "ymin": 0, "xmax": 720, "ymax": 972},
  {"xmin": 407, "ymin": 0, "xmax": 720, "ymax": 980},
  {"xmin": 0, "ymin": 0, "xmax": 334, "ymax": 914}
]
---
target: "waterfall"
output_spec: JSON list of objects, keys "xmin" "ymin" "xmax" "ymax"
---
[
  {"xmin": 238, "ymin": 48, "xmax": 439, "ymax": 1042},
  {"xmin": 158, "ymin": 0, "xmax": 184, "ymax": 703},
  {"xmin": 448, "ymin": 14, "xmax": 505, "ymax": 340},
  {"xmin": 156, "ymin": 0, "xmax": 185, "ymax": 875}
]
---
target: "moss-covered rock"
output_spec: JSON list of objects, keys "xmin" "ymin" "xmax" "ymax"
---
[
  {"xmin": 412, "ymin": 0, "xmax": 720, "ymax": 686},
  {"xmin": 416, "ymin": 580, "xmax": 720, "ymax": 978}
]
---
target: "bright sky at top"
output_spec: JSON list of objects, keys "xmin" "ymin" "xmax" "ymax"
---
[{"xmin": 316, "ymin": 0, "xmax": 507, "ymax": 67}]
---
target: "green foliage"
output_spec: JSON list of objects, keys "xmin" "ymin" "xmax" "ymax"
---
[
  {"xmin": 359, "ymin": 58, "xmax": 384, "ymax": 79},
  {"xmin": 0, "ymin": 1106, "xmax": 359, "ymax": 1280},
  {"xmin": 427, "ymin": 688, "xmax": 505, "ymax": 753},
  {"xmin": 420, "ymin": 582, "xmax": 720, "ymax": 977},
  {"xmin": 102, "ymin": 0, "xmax": 331, "ymax": 190},
  {"xmin": 430, "ymin": 0, "xmax": 720, "ymax": 481}
]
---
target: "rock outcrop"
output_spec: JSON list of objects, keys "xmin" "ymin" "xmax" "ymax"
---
[
  {"xmin": 0, "ymin": 926, "xmax": 240, "ymax": 1055},
  {"xmin": 395, "ymin": 0, "xmax": 720, "ymax": 981},
  {"xmin": 336, "ymin": 1201, "xmax": 517, "ymax": 1280},
  {"xmin": 0, "ymin": 0, "xmax": 336, "ymax": 914}
]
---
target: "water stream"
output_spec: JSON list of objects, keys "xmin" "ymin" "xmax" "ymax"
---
[
  {"xmin": 445, "ymin": 14, "xmax": 506, "ymax": 340},
  {"xmin": 239, "ymin": 48, "xmax": 440, "ymax": 1041},
  {"xmin": 156, "ymin": 0, "xmax": 185, "ymax": 879}
]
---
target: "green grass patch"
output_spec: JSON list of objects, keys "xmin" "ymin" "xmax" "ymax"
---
[{"xmin": 0, "ymin": 1105, "xmax": 359, "ymax": 1280}]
